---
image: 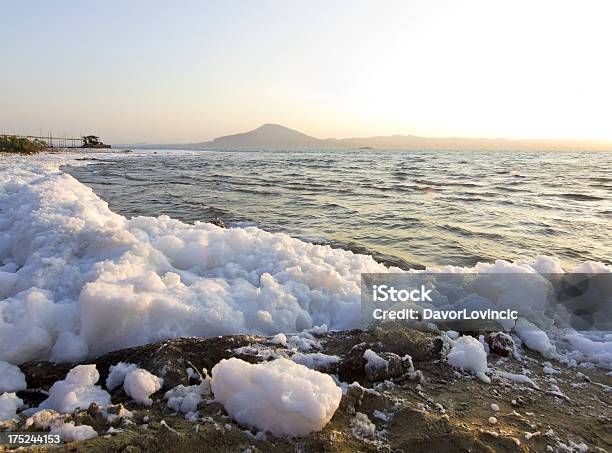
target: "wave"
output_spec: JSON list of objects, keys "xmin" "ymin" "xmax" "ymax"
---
[
  {"xmin": 0, "ymin": 155, "xmax": 610, "ymax": 369},
  {"xmin": 556, "ymin": 193, "xmax": 605, "ymax": 201}
]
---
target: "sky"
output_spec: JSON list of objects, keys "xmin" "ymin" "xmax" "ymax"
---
[{"xmin": 1, "ymin": 0, "xmax": 611, "ymax": 144}]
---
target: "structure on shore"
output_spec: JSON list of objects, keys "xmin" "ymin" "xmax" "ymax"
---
[{"xmin": 81, "ymin": 135, "xmax": 111, "ymax": 148}]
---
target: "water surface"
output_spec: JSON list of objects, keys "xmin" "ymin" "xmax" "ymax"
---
[{"xmin": 65, "ymin": 149, "xmax": 612, "ymax": 269}]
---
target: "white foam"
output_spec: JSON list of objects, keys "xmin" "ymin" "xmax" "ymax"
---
[
  {"xmin": 0, "ymin": 392, "xmax": 23, "ymax": 421},
  {"xmin": 0, "ymin": 158, "xmax": 390, "ymax": 364},
  {"xmin": 24, "ymin": 408, "xmax": 97, "ymax": 442},
  {"xmin": 0, "ymin": 156, "xmax": 611, "ymax": 369},
  {"xmin": 164, "ymin": 380, "xmax": 210, "ymax": 414},
  {"xmin": 123, "ymin": 368, "xmax": 163, "ymax": 406},
  {"xmin": 515, "ymin": 319, "xmax": 556, "ymax": 358},
  {"xmin": 106, "ymin": 362, "xmax": 163, "ymax": 406},
  {"xmin": 351, "ymin": 412, "xmax": 379, "ymax": 439},
  {"xmin": 563, "ymin": 332, "xmax": 612, "ymax": 368},
  {"xmin": 106, "ymin": 362, "xmax": 139, "ymax": 390},
  {"xmin": 494, "ymin": 371, "xmax": 538, "ymax": 388},
  {"xmin": 270, "ymin": 333, "xmax": 288, "ymax": 346},
  {"xmin": 0, "ymin": 361, "xmax": 26, "ymax": 393},
  {"xmin": 38, "ymin": 364, "xmax": 111, "ymax": 414},
  {"xmin": 363, "ymin": 349, "xmax": 389, "ymax": 374},
  {"xmin": 447, "ymin": 336, "xmax": 490, "ymax": 383},
  {"xmin": 211, "ymin": 357, "xmax": 342, "ymax": 437},
  {"xmin": 291, "ymin": 352, "xmax": 340, "ymax": 370},
  {"xmin": 54, "ymin": 421, "xmax": 98, "ymax": 442}
]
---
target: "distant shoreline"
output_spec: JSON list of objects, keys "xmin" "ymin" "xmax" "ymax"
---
[
  {"xmin": 115, "ymin": 145, "xmax": 612, "ymax": 153},
  {"xmin": 116, "ymin": 123, "xmax": 612, "ymax": 153}
]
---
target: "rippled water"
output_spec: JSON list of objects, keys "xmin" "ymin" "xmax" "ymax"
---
[{"xmin": 65, "ymin": 149, "xmax": 612, "ymax": 269}]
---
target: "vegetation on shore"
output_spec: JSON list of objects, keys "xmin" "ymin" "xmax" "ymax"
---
[{"xmin": 0, "ymin": 135, "xmax": 46, "ymax": 154}]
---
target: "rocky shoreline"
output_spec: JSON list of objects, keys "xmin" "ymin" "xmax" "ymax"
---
[{"xmin": 1, "ymin": 324, "xmax": 611, "ymax": 452}]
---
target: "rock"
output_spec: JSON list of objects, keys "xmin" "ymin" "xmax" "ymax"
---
[
  {"xmin": 122, "ymin": 446, "xmax": 142, "ymax": 453},
  {"xmin": 486, "ymin": 332, "xmax": 515, "ymax": 356},
  {"xmin": 19, "ymin": 335, "xmax": 260, "ymax": 393},
  {"xmin": 365, "ymin": 323, "xmax": 443, "ymax": 361},
  {"xmin": 339, "ymin": 345, "xmax": 421, "ymax": 383},
  {"xmin": 333, "ymin": 325, "xmax": 442, "ymax": 383},
  {"xmin": 73, "ymin": 403, "xmax": 107, "ymax": 432},
  {"xmin": 87, "ymin": 402, "xmax": 103, "ymax": 417},
  {"xmin": 338, "ymin": 343, "xmax": 368, "ymax": 383},
  {"xmin": 364, "ymin": 351, "xmax": 406, "ymax": 382},
  {"xmin": 107, "ymin": 403, "xmax": 132, "ymax": 419}
]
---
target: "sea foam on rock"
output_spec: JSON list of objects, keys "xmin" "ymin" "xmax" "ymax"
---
[
  {"xmin": 164, "ymin": 379, "xmax": 210, "ymax": 414},
  {"xmin": 515, "ymin": 319, "xmax": 556, "ymax": 358},
  {"xmin": 0, "ymin": 361, "xmax": 26, "ymax": 393},
  {"xmin": 38, "ymin": 365, "xmax": 111, "ymax": 414},
  {"xmin": 447, "ymin": 336, "xmax": 490, "ymax": 383},
  {"xmin": 25, "ymin": 409, "xmax": 98, "ymax": 442},
  {"xmin": 106, "ymin": 362, "xmax": 163, "ymax": 406},
  {"xmin": 211, "ymin": 357, "xmax": 342, "ymax": 437},
  {"xmin": 0, "ymin": 392, "xmax": 23, "ymax": 421}
]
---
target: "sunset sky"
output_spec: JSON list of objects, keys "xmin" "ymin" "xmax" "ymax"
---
[{"xmin": 1, "ymin": 0, "xmax": 611, "ymax": 144}]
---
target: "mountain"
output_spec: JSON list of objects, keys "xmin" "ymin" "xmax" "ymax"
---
[
  {"xmin": 189, "ymin": 123, "xmax": 354, "ymax": 149},
  {"xmin": 126, "ymin": 124, "xmax": 612, "ymax": 151}
]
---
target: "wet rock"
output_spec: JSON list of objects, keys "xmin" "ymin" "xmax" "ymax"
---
[
  {"xmin": 0, "ymin": 419, "xmax": 17, "ymax": 430},
  {"xmin": 486, "ymin": 332, "xmax": 515, "ymax": 356},
  {"xmin": 324, "ymin": 323, "xmax": 443, "ymax": 365},
  {"xmin": 107, "ymin": 403, "xmax": 130, "ymax": 417},
  {"xmin": 122, "ymin": 446, "xmax": 142, "ymax": 453},
  {"xmin": 327, "ymin": 324, "xmax": 442, "ymax": 383},
  {"xmin": 338, "ymin": 344, "xmax": 420, "ymax": 383},
  {"xmin": 364, "ymin": 352, "xmax": 407, "ymax": 381},
  {"xmin": 365, "ymin": 324, "xmax": 443, "ymax": 361},
  {"xmin": 337, "ymin": 343, "xmax": 369, "ymax": 383},
  {"xmin": 87, "ymin": 402, "xmax": 104, "ymax": 417},
  {"xmin": 19, "ymin": 335, "xmax": 261, "ymax": 394},
  {"xmin": 210, "ymin": 217, "xmax": 226, "ymax": 228},
  {"xmin": 73, "ymin": 403, "xmax": 108, "ymax": 432}
]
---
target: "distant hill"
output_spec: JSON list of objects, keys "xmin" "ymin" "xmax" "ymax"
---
[
  {"xmin": 192, "ymin": 123, "xmax": 354, "ymax": 149},
  {"xmin": 125, "ymin": 124, "xmax": 612, "ymax": 151}
]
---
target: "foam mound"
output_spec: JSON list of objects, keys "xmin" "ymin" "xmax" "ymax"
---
[
  {"xmin": 164, "ymin": 380, "xmax": 210, "ymax": 414},
  {"xmin": 447, "ymin": 336, "xmax": 490, "ymax": 383},
  {"xmin": 211, "ymin": 357, "xmax": 342, "ymax": 437},
  {"xmin": 0, "ymin": 157, "xmax": 610, "ymax": 368},
  {"xmin": 25, "ymin": 409, "xmax": 98, "ymax": 442},
  {"xmin": 0, "ymin": 361, "xmax": 26, "ymax": 393},
  {"xmin": 0, "ymin": 392, "xmax": 23, "ymax": 421},
  {"xmin": 107, "ymin": 362, "xmax": 163, "ymax": 406},
  {"xmin": 38, "ymin": 364, "xmax": 111, "ymax": 414},
  {"xmin": 0, "ymin": 159, "xmax": 391, "ymax": 365}
]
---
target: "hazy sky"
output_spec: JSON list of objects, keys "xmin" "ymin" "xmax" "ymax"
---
[{"xmin": 1, "ymin": 0, "xmax": 611, "ymax": 144}]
